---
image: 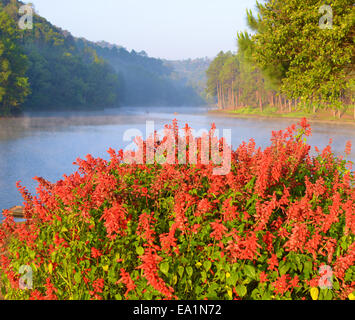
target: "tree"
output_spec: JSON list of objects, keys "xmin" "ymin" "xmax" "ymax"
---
[
  {"xmin": 0, "ymin": 9, "xmax": 30, "ymax": 115},
  {"xmin": 245, "ymin": 0, "xmax": 354, "ymax": 116}
]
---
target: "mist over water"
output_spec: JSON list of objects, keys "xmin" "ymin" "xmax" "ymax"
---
[{"xmin": 1, "ymin": 105, "xmax": 354, "ymax": 218}]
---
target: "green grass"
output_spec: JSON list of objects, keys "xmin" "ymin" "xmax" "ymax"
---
[
  {"xmin": 213, "ymin": 105, "xmax": 355, "ymax": 122},
  {"xmin": 224, "ymin": 106, "xmax": 312, "ymax": 118}
]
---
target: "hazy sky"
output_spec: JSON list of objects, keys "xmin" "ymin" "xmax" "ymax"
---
[{"xmin": 25, "ymin": 0, "xmax": 257, "ymax": 60}]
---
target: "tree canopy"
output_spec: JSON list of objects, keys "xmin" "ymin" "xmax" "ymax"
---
[
  {"xmin": 206, "ymin": 0, "xmax": 354, "ymax": 119},
  {"xmin": 0, "ymin": 9, "xmax": 29, "ymax": 115},
  {"xmin": 247, "ymin": 0, "xmax": 354, "ymax": 108},
  {"xmin": 0, "ymin": 0, "xmax": 208, "ymax": 115}
]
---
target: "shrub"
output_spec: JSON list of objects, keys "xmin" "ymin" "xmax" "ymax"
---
[{"xmin": 0, "ymin": 119, "xmax": 354, "ymax": 300}]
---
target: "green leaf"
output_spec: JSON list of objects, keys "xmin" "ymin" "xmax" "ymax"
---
[
  {"xmin": 136, "ymin": 246, "xmax": 144, "ymax": 256},
  {"xmin": 47, "ymin": 263, "xmax": 53, "ymax": 274},
  {"xmin": 226, "ymin": 272, "xmax": 239, "ymax": 286},
  {"xmin": 261, "ymin": 289, "xmax": 271, "ymax": 300},
  {"xmin": 250, "ymin": 288, "xmax": 260, "ymax": 299},
  {"xmin": 203, "ymin": 260, "xmax": 212, "ymax": 271},
  {"xmin": 333, "ymin": 281, "xmax": 340, "ymax": 291},
  {"xmin": 178, "ymin": 266, "xmax": 184, "ymax": 278},
  {"xmin": 186, "ymin": 266, "xmax": 193, "ymax": 278},
  {"xmin": 279, "ymin": 262, "xmax": 290, "ymax": 275},
  {"xmin": 207, "ymin": 283, "xmax": 219, "ymax": 299},
  {"xmin": 319, "ymin": 289, "xmax": 333, "ymax": 301},
  {"xmin": 195, "ymin": 285, "xmax": 203, "ymax": 296},
  {"xmin": 74, "ymin": 271, "xmax": 81, "ymax": 284},
  {"xmin": 244, "ymin": 265, "xmax": 256, "ymax": 279},
  {"xmin": 160, "ymin": 262, "xmax": 169, "ymax": 276},
  {"xmin": 303, "ymin": 261, "xmax": 312, "ymax": 276},
  {"xmin": 235, "ymin": 285, "xmax": 247, "ymax": 298}
]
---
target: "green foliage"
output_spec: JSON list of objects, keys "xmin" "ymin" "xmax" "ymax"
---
[
  {"xmin": 84, "ymin": 41, "xmax": 206, "ymax": 106},
  {"xmin": 207, "ymin": 0, "xmax": 354, "ymax": 117},
  {"xmin": 1, "ymin": 0, "xmax": 207, "ymax": 113},
  {"xmin": 0, "ymin": 0, "xmax": 122, "ymax": 111},
  {"xmin": 242, "ymin": 0, "xmax": 354, "ymax": 109},
  {"xmin": 0, "ymin": 120, "xmax": 354, "ymax": 300},
  {"xmin": 165, "ymin": 58, "xmax": 212, "ymax": 103},
  {"xmin": 0, "ymin": 9, "xmax": 30, "ymax": 115}
]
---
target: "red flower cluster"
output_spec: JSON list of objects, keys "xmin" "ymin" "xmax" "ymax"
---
[{"xmin": 0, "ymin": 118, "xmax": 353, "ymax": 300}]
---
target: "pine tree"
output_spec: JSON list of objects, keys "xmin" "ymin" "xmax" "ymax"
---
[{"xmin": 245, "ymin": 0, "xmax": 354, "ymax": 116}]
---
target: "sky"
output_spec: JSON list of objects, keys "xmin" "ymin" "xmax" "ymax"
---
[{"xmin": 25, "ymin": 0, "xmax": 257, "ymax": 60}]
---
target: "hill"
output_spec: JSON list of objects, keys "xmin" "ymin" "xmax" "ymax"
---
[{"xmin": 0, "ymin": 0, "xmax": 208, "ymax": 114}]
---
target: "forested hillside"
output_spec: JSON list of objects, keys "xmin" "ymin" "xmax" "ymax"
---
[
  {"xmin": 79, "ymin": 39, "xmax": 206, "ymax": 106},
  {"xmin": 1, "ymin": 0, "xmax": 123, "ymax": 112},
  {"xmin": 206, "ymin": 0, "xmax": 354, "ymax": 119},
  {"xmin": 164, "ymin": 58, "xmax": 212, "ymax": 102},
  {"xmin": 0, "ymin": 0, "xmax": 206, "ymax": 115}
]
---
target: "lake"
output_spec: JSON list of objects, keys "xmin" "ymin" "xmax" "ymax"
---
[{"xmin": 1, "ymin": 105, "xmax": 354, "ymax": 218}]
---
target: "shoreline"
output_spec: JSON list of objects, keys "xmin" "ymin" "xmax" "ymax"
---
[{"xmin": 208, "ymin": 109, "xmax": 355, "ymax": 126}]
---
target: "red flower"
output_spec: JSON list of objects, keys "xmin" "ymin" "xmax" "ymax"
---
[
  {"xmin": 289, "ymin": 275, "xmax": 300, "ymax": 289},
  {"xmin": 92, "ymin": 278, "xmax": 105, "ymax": 294},
  {"xmin": 160, "ymin": 223, "xmax": 178, "ymax": 254},
  {"xmin": 91, "ymin": 247, "xmax": 102, "ymax": 259},
  {"xmin": 100, "ymin": 202, "xmax": 128, "ymax": 239},
  {"xmin": 116, "ymin": 268, "xmax": 136, "ymax": 298},
  {"xmin": 191, "ymin": 224, "xmax": 201, "ymax": 234},
  {"xmin": 298, "ymin": 118, "xmax": 312, "ymax": 136},
  {"xmin": 259, "ymin": 271, "xmax": 268, "ymax": 284},
  {"xmin": 210, "ymin": 221, "xmax": 228, "ymax": 241},
  {"xmin": 345, "ymin": 141, "xmax": 352, "ymax": 156},
  {"xmin": 196, "ymin": 198, "xmax": 213, "ymax": 217},
  {"xmin": 44, "ymin": 277, "xmax": 58, "ymax": 300},
  {"xmin": 267, "ymin": 254, "xmax": 279, "ymax": 271},
  {"xmin": 137, "ymin": 248, "xmax": 175, "ymax": 299},
  {"xmin": 137, "ymin": 212, "xmax": 156, "ymax": 244},
  {"xmin": 272, "ymin": 274, "xmax": 290, "ymax": 295},
  {"xmin": 263, "ymin": 231, "xmax": 275, "ymax": 252},
  {"xmin": 284, "ymin": 223, "xmax": 309, "ymax": 253}
]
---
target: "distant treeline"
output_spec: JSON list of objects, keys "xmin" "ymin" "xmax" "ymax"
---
[
  {"xmin": 206, "ymin": 0, "xmax": 354, "ymax": 119},
  {"xmin": 0, "ymin": 0, "xmax": 208, "ymax": 116},
  {"xmin": 80, "ymin": 40, "xmax": 208, "ymax": 107}
]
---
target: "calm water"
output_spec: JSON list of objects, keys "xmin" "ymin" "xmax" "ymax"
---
[{"xmin": 1, "ymin": 105, "xmax": 354, "ymax": 217}]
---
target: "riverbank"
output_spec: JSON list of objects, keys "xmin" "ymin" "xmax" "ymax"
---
[{"xmin": 209, "ymin": 107, "xmax": 355, "ymax": 125}]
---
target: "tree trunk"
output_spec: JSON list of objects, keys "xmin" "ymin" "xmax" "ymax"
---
[
  {"xmin": 218, "ymin": 82, "xmax": 223, "ymax": 110},
  {"xmin": 231, "ymin": 82, "xmax": 234, "ymax": 109},
  {"xmin": 217, "ymin": 82, "xmax": 221, "ymax": 109},
  {"xmin": 235, "ymin": 88, "xmax": 238, "ymax": 110},
  {"xmin": 270, "ymin": 93, "xmax": 274, "ymax": 107},
  {"xmin": 222, "ymin": 86, "xmax": 226, "ymax": 109},
  {"xmin": 228, "ymin": 88, "xmax": 234, "ymax": 109}
]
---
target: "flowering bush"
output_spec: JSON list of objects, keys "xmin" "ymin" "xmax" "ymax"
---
[{"xmin": 0, "ymin": 119, "xmax": 354, "ymax": 300}]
